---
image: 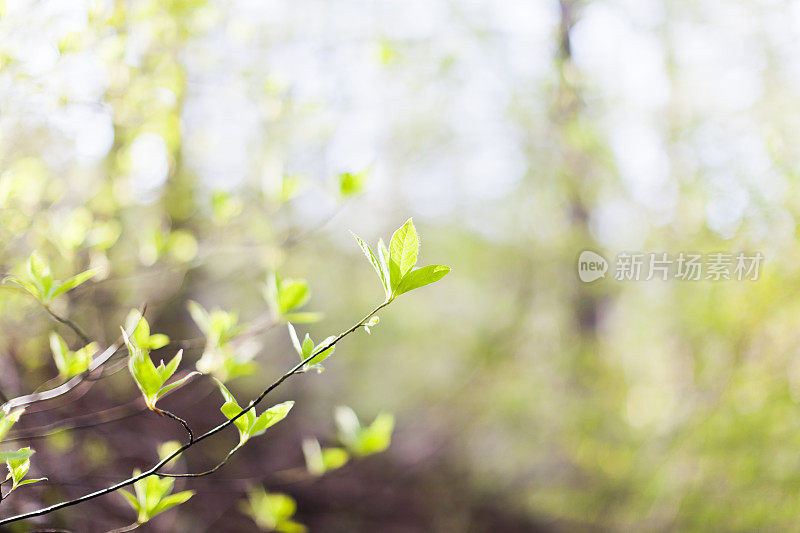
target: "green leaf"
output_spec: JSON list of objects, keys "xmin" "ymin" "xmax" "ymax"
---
[
  {"xmin": 187, "ymin": 301, "xmax": 210, "ymax": 335},
  {"xmin": 333, "ymin": 408, "xmax": 395, "ymax": 457},
  {"xmin": 334, "ymin": 406, "xmax": 361, "ymax": 448},
  {"xmin": 13, "ymin": 477, "xmax": 45, "ymax": 488},
  {"xmin": 216, "ymin": 380, "xmax": 251, "ymax": 440},
  {"xmin": 27, "ymin": 253, "xmax": 50, "ymax": 285},
  {"xmin": 50, "ymin": 269, "xmax": 96, "ymax": 298},
  {"xmin": 125, "ymin": 310, "xmax": 151, "ymax": 350},
  {"xmin": 158, "ymin": 350, "xmax": 183, "ymax": 383},
  {"xmin": 379, "ymin": 235, "xmax": 400, "ymax": 292},
  {"xmin": 0, "ymin": 408, "xmax": 24, "ymax": 442},
  {"xmin": 301, "ymin": 335, "xmax": 314, "ymax": 358},
  {"xmin": 49, "ymin": 333, "xmax": 95, "ymax": 378},
  {"xmin": 394, "ymin": 265, "xmax": 451, "ymax": 297},
  {"xmin": 321, "ymin": 447, "xmax": 349, "ymax": 472},
  {"xmin": 303, "ymin": 438, "xmax": 349, "ymax": 475},
  {"xmin": 119, "ymin": 489, "xmax": 142, "ymax": 516},
  {"xmin": 277, "ymin": 279, "xmax": 310, "ymax": 315},
  {"xmin": 49, "ymin": 332, "xmax": 70, "ymax": 378},
  {"xmin": 128, "ymin": 349, "xmax": 162, "ymax": 401},
  {"xmin": 0, "ymin": 449, "xmax": 34, "ymax": 462},
  {"xmin": 155, "ymin": 371, "xmax": 200, "ymax": 402},
  {"xmin": 301, "ymin": 438, "xmax": 324, "ymax": 475},
  {"xmin": 354, "ymin": 413, "xmax": 395, "ymax": 456},
  {"xmin": 352, "ymin": 233, "xmax": 390, "ymax": 298},
  {"xmin": 148, "ymin": 334, "xmax": 170, "ymax": 350},
  {"xmin": 3, "ymin": 276, "xmax": 42, "ymax": 300},
  {"xmin": 389, "ymin": 218, "xmax": 419, "ymax": 284},
  {"xmin": 337, "ymin": 168, "xmax": 369, "ymax": 198},
  {"xmin": 215, "ymin": 379, "xmax": 240, "ymax": 408},
  {"xmin": 308, "ymin": 338, "xmax": 335, "ymax": 366},
  {"xmin": 6, "ymin": 447, "xmax": 37, "ymax": 489},
  {"xmin": 221, "ymin": 402, "xmax": 250, "ymax": 440},
  {"xmin": 241, "ymin": 488, "xmax": 306, "ymax": 532},
  {"xmin": 123, "ymin": 470, "xmax": 193, "ymax": 524},
  {"xmin": 149, "ymin": 490, "xmax": 195, "ymax": 518},
  {"xmin": 287, "ymin": 323, "xmax": 302, "ymax": 355},
  {"xmin": 250, "ymin": 401, "xmax": 294, "ymax": 436}
]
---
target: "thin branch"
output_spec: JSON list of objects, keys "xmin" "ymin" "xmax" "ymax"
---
[
  {"xmin": 43, "ymin": 305, "xmax": 91, "ymax": 345},
  {"xmin": 158, "ymin": 443, "xmax": 244, "ymax": 478},
  {"xmin": 1, "ymin": 343, "xmax": 122, "ymax": 414},
  {"xmin": 5, "ymin": 379, "xmax": 214, "ymax": 443},
  {"xmin": 0, "ymin": 300, "xmax": 390, "ymax": 526},
  {"xmin": 2, "ymin": 305, "xmax": 148, "ymax": 414}
]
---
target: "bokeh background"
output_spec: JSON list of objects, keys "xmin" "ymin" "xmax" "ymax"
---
[{"xmin": 2, "ymin": 0, "xmax": 800, "ymax": 531}]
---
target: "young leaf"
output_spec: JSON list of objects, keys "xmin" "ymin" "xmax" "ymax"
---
[
  {"xmin": 49, "ymin": 269, "xmax": 96, "ymax": 298},
  {"xmin": 155, "ymin": 370, "xmax": 200, "ymax": 403},
  {"xmin": 352, "ymin": 412, "xmax": 395, "ymax": 456},
  {"xmin": 126, "ymin": 340, "xmax": 163, "ymax": 402},
  {"xmin": 189, "ymin": 302, "xmax": 250, "ymax": 382},
  {"xmin": 308, "ymin": 337, "xmax": 335, "ymax": 367},
  {"xmin": 216, "ymin": 380, "xmax": 255, "ymax": 442},
  {"xmin": 5, "ymin": 447, "xmax": 45, "ymax": 492},
  {"xmin": 0, "ymin": 449, "xmax": 34, "ymax": 462},
  {"xmin": 321, "ymin": 447, "xmax": 349, "ymax": 472},
  {"xmin": 250, "ymin": 401, "xmax": 294, "ymax": 437},
  {"xmin": 240, "ymin": 488, "xmax": 306, "ymax": 533},
  {"xmin": 187, "ymin": 301, "xmax": 210, "ymax": 335},
  {"xmin": 287, "ymin": 323, "xmax": 302, "ymax": 355},
  {"xmin": 352, "ymin": 232, "xmax": 390, "ymax": 299},
  {"xmin": 49, "ymin": 332, "xmax": 96, "ymax": 379},
  {"xmin": 120, "ymin": 469, "xmax": 194, "ymax": 524},
  {"xmin": 389, "ymin": 218, "xmax": 419, "ymax": 282},
  {"xmin": 216, "ymin": 380, "xmax": 294, "ymax": 443},
  {"xmin": 364, "ymin": 315, "xmax": 380, "ymax": 334},
  {"xmin": 277, "ymin": 279, "xmax": 310, "ymax": 315},
  {"xmin": 337, "ymin": 168, "xmax": 369, "ymax": 198},
  {"xmin": 302, "ymin": 438, "xmax": 349, "ymax": 476},
  {"xmin": 265, "ymin": 274, "xmax": 320, "ymax": 323},
  {"xmin": 124, "ymin": 325, "xmax": 193, "ymax": 410},
  {"xmin": 301, "ymin": 438, "xmax": 325, "ymax": 476},
  {"xmin": 334, "ymin": 407, "xmax": 395, "ymax": 457},
  {"xmin": 0, "ymin": 408, "xmax": 24, "ymax": 442},
  {"xmin": 334, "ymin": 406, "xmax": 361, "ymax": 449},
  {"xmin": 394, "ymin": 265, "xmax": 451, "ymax": 297},
  {"xmin": 6, "ymin": 253, "xmax": 95, "ymax": 302},
  {"xmin": 301, "ymin": 335, "xmax": 314, "ymax": 358}
]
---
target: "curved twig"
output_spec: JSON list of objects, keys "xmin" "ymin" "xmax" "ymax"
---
[
  {"xmin": 43, "ymin": 305, "xmax": 91, "ymax": 345},
  {"xmin": 158, "ymin": 409, "xmax": 194, "ymax": 444},
  {"xmin": 157, "ymin": 442, "xmax": 244, "ymax": 478}
]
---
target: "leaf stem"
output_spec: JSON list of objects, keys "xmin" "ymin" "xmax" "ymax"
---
[{"xmin": 106, "ymin": 521, "xmax": 140, "ymax": 533}]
